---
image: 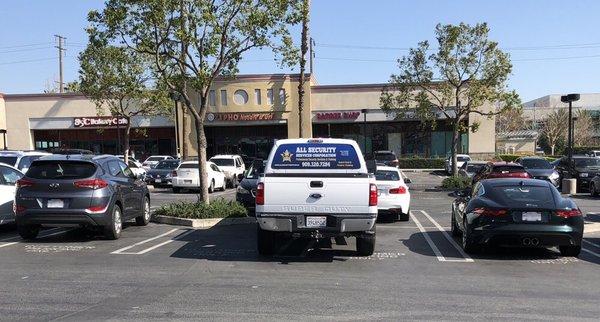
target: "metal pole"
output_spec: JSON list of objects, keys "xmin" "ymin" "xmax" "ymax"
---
[
  {"xmin": 363, "ymin": 110, "xmax": 367, "ymax": 154},
  {"xmin": 2, "ymin": 132, "xmax": 6, "ymax": 150},
  {"xmin": 174, "ymin": 99, "xmax": 180, "ymax": 158},
  {"xmin": 568, "ymin": 101, "xmax": 573, "ymax": 162}
]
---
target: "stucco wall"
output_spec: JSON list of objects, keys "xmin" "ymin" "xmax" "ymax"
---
[
  {"xmin": 0, "ymin": 93, "xmax": 6, "ymax": 149},
  {"xmin": 468, "ymin": 102, "xmax": 496, "ymax": 158}
]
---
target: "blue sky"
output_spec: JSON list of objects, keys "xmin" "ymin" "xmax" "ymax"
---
[{"xmin": 1, "ymin": 0, "xmax": 600, "ymax": 101}]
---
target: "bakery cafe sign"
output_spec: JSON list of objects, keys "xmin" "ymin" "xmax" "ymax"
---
[
  {"xmin": 73, "ymin": 117, "xmax": 129, "ymax": 128},
  {"xmin": 206, "ymin": 112, "xmax": 276, "ymax": 122}
]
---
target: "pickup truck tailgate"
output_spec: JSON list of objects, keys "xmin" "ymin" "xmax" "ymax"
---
[{"xmin": 262, "ymin": 176, "xmax": 370, "ymax": 214}]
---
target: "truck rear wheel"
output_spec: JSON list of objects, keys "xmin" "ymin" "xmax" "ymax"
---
[
  {"xmin": 356, "ymin": 232, "xmax": 376, "ymax": 256},
  {"xmin": 257, "ymin": 225, "xmax": 276, "ymax": 256}
]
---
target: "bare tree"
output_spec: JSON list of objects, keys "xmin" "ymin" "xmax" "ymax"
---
[
  {"xmin": 496, "ymin": 106, "xmax": 530, "ymax": 133},
  {"xmin": 573, "ymin": 109, "xmax": 595, "ymax": 147},
  {"xmin": 541, "ymin": 108, "xmax": 568, "ymax": 155}
]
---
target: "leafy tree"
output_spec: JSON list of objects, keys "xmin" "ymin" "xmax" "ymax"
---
[
  {"xmin": 496, "ymin": 106, "xmax": 531, "ymax": 134},
  {"xmin": 541, "ymin": 108, "xmax": 568, "ymax": 155},
  {"xmin": 87, "ymin": 0, "xmax": 301, "ymax": 203},
  {"xmin": 78, "ymin": 43, "xmax": 170, "ymax": 163},
  {"xmin": 380, "ymin": 23, "xmax": 519, "ymax": 176}
]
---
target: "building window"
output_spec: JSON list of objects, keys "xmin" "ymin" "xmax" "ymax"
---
[
  {"xmin": 267, "ymin": 89, "xmax": 274, "ymax": 105},
  {"xmin": 209, "ymin": 90, "xmax": 216, "ymax": 106},
  {"xmin": 233, "ymin": 89, "xmax": 249, "ymax": 105},
  {"xmin": 279, "ymin": 88, "xmax": 286, "ymax": 104},
  {"xmin": 220, "ymin": 90, "xmax": 228, "ymax": 106},
  {"xmin": 255, "ymin": 89, "xmax": 261, "ymax": 105}
]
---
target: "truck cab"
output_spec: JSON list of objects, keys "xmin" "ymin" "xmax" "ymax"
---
[{"xmin": 255, "ymin": 138, "xmax": 378, "ymax": 256}]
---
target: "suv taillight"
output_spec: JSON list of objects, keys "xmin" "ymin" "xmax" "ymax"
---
[
  {"xmin": 473, "ymin": 207, "xmax": 507, "ymax": 216},
  {"xmin": 369, "ymin": 183, "xmax": 378, "ymax": 206},
  {"xmin": 389, "ymin": 186, "xmax": 407, "ymax": 194},
  {"xmin": 556, "ymin": 209, "xmax": 582, "ymax": 218},
  {"xmin": 74, "ymin": 179, "xmax": 108, "ymax": 190},
  {"xmin": 171, "ymin": 170, "xmax": 177, "ymax": 177},
  {"xmin": 256, "ymin": 183, "xmax": 264, "ymax": 205},
  {"xmin": 16, "ymin": 178, "xmax": 35, "ymax": 189}
]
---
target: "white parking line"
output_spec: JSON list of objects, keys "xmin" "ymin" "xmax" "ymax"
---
[
  {"xmin": 135, "ymin": 229, "xmax": 195, "ymax": 254},
  {"xmin": 0, "ymin": 228, "xmax": 63, "ymax": 242},
  {"xmin": 0, "ymin": 242, "xmax": 18, "ymax": 248},
  {"xmin": 582, "ymin": 247, "xmax": 600, "ymax": 258},
  {"xmin": 410, "ymin": 211, "xmax": 445, "ymax": 262},
  {"xmin": 582, "ymin": 239, "xmax": 600, "ymax": 249},
  {"xmin": 419, "ymin": 210, "xmax": 473, "ymax": 263},
  {"xmin": 110, "ymin": 228, "xmax": 180, "ymax": 254},
  {"xmin": 0, "ymin": 228, "xmax": 71, "ymax": 250}
]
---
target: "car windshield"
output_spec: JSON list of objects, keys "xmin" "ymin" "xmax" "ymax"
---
[
  {"xmin": 574, "ymin": 158, "xmax": 600, "ymax": 168},
  {"xmin": 467, "ymin": 164, "xmax": 485, "ymax": 173},
  {"xmin": 493, "ymin": 165, "xmax": 525, "ymax": 173},
  {"xmin": 245, "ymin": 162, "xmax": 265, "ymax": 179},
  {"xmin": 375, "ymin": 170, "xmax": 400, "ymax": 181},
  {"xmin": 375, "ymin": 153, "xmax": 396, "ymax": 161},
  {"xmin": 521, "ymin": 159, "xmax": 552, "ymax": 169},
  {"xmin": 146, "ymin": 156, "xmax": 165, "ymax": 162},
  {"xmin": 27, "ymin": 161, "xmax": 97, "ymax": 179},
  {"xmin": 0, "ymin": 156, "xmax": 18, "ymax": 166},
  {"xmin": 155, "ymin": 160, "xmax": 179, "ymax": 169},
  {"xmin": 491, "ymin": 185, "xmax": 554, "ymax": 208},
  {"xmin": 210, "ymin": 158, "xmax": 235, "ymax": 166},
  {"xmin": 178, "ymin": 163, "xmax": 198, "ymax": 169}
]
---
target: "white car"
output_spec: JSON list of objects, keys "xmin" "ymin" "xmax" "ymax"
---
[
  {"xmin": 116, "ymin": 156, "xmax": 146, "ymax": 179},
  {"xmin": 0, "ymin": 163, "xmax": 24, "ymax": 225},
  {"xmin": 142, "ymin": 155, "xmax": 174, "ymax": 170},
  {"xmin": 0, "ymin": 150, "xmax": 51, "ymax": 174},
  {"xmin": 171, "ymin": 161, "xmax": 226, "ymax": 193},
  {"xmin": 445, "ymin": 154, "xmax": 471, "ymax": 174},
  {"xmin": 209, "ymin": 155, "xmax": 245, "ymax": 188},
  {"xmin": 375, "ymin": 166, "xmax": 411, "ymax": 221}
]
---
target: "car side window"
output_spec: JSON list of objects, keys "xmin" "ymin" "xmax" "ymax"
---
[
  {"xmin": 17, "ymin": 156, "xmax": 39, "ymax": 170},
  {"xmin": 0, "ymin": 166, "xmax": 23, "ymax": 185},
  {"xmin": 118, "ymin": 161, "xmax": 135, "ymax": 178},
  {"xmin": 107, "ymin": 161, "xmax": 122, "ymax": 177},
  {"xmin": 210, "ymin": 164, "xmax": 220, "ymax": 172},
  {"xmin": 128, "ymin": 161, "xmax": 138, "ymax": 169}
]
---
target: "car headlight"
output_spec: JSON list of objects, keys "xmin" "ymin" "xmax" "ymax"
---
[
  {"xmin": 549, "ymin": 171, "xmax": 559, "ymax": 180},
  {"xmin": 236, "ymin": 186, "xmax": 250, "ymax": 194},
  {"xmin": 580, "ymin": 172, "xmax": 589, "ymax": 178}
]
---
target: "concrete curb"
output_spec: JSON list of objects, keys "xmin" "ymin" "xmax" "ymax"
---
[
  {"xmin": 400, "ymin": 169, "xmax": 444, "ymax": 172},
  {"xmin": 152, "ymin": 215, "xmax": 256, "ymax": 228}
]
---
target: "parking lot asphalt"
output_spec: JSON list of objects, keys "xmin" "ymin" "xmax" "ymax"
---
[{"xmin": 1, "ymin": 175, "xmax": 599, "ymax": 320}]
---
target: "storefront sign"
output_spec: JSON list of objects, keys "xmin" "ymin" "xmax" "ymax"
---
[
  {"xmin": 315, "ymin": 111, "xmax": 361, "ymax": 121},
  {"xmin": 73, "ymin": 117, "xmax": 128, "ymax": 128},
  {"xmin": 206, "ymin": 112, "xmax": 276, "ymax": 122}
]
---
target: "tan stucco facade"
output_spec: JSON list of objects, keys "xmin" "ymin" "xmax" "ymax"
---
[{"xmin": 0, "ymin": 93, "xmax": 7, "ymax": 149}]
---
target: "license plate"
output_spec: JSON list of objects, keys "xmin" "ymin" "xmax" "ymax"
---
[
  {"xmin": 47, "ymin": 199, "xmax": 64, "ymax": 209},
  {"xmin": 184, "ymin": 180, "xmax": 192, "ymax": 184},
  {"xmin": 155, "ymin": 179, "xmax": 162, "ymax": 183},
  {"xmin": 377, "ymin": 189, "xmax": 385, "ymax": 196},
  {"xmin": 522, "ymin": 212, "xmax": 542, "ymax": 222},
  {"xmin": 306, "ymin": 216, "xmax": 327, "ymax": 228}
]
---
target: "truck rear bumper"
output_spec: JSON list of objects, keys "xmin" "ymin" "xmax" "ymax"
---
[{"xmin": 256, "ymin": 213, "xmax": 376, "ymax": 233}]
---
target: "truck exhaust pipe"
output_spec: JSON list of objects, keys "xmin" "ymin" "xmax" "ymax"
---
[{"xmin": 522, "ymin": 238, "xmax": 531, "ymax": 246}]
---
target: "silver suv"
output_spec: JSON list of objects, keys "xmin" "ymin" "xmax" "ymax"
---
[{"xmin": 0, "ymin": 150, "xmax": 51, "ymax": 173}]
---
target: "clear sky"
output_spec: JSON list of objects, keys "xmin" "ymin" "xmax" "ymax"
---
[{"xmin": 1, "ymin": 0, "xmax": 600, "ymax": 101}]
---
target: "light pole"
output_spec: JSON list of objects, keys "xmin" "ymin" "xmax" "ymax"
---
[
  {"xmin": 361, "ymin": 109, "xmax": 368, "ymax": 155},
  {"xmin": 169, "ymin": 92, "xmax": 181, "ymax": 158},
  {"xmin": 0, "ymin": 129, "xmax": 6, "ymax": 150},
  {"xmin": 561, "ymin": 94, "xmax": 580, "ymax": 163}
]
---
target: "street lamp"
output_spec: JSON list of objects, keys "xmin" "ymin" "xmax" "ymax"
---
[
  {"xmin": 560, "ymin": 93, "xmax": 580, "ymax": 162},
  {"xmin": 0, "ymin": 129, "xmax": 6, "ymax": 150},
  {"xmin": 169, "ymin": 92, "xmax": 182, "ymax": 158},
  {"xmin": 361, "ymin": 109, "xmax": 369, "ymax": 155}
]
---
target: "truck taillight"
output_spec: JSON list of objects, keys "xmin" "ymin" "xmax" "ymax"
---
[
  {"xmin": 16, "ymin": 178, "xmax": 35, "ymax": 189},
  {"xmin": 369, "ymin": 183, "xmax": 378, "ymax": 206},
  {"xmin": 74, "ymin": 179, "xmax": 108, "ymax": 190},
  {"xmin": 389, "ymin": 186, "xmax": 407, "ymax": 194},
  {"xmin": 13, "ymin": 203, "xmax": 26, "ymax": 214},
  {"xmin": 256, "ymin": 183, "xmax": 264, "ymax": 205},
  {"xmin": 556, "ymin": 209, "xmax": 582, "ymax": 218}
]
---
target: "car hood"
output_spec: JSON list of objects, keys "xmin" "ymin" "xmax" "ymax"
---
[
  {"xmin": 525, "ymin": 168, "xmax": 555, "ymax": 177},
  {"xmin": 147, "ymin": 169, "xmax": 174, "ymax": 176}
]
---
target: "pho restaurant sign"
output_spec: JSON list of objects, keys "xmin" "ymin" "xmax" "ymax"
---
[
  {"xmin": 206, "ymin": 112, "xmax": 276, "ymax": 122},
  {"xmin": 73, "ymin": 117, "xmax": 129, "ymax": 128}
]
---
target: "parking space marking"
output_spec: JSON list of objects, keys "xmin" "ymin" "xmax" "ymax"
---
[
  {"xmin": 582, "ymin": 239, "xmax": 600, "ymax": 249},
  {"xmin": 0, "ymin": 228, "xmax": 72, "ymax": 250},
  {"xmin": 0, "ymin": 242, "xmax": 18, "ymax": 248},
  {"xmin": 582, "ymin": 247, "xmax": 600, "ymax": 258},
  {"xmin": 134, "ymin": 229, "xmax": 195, "ymax": 254},
  {"xmin": 0, "ymin": 228, "xmax": 63, "ymax": 242},
  {"xmin": 410, "ymin": 211, "xmax": 444, "ymax": 262},
  {"xmin": 110, "ymin": 228, "xmax": 181, "ymax": 254},
  {"xmin": 419, "ymin": 210, "xmax": 474, "ymax": 262}
]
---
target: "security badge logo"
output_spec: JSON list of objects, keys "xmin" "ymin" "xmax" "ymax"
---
[{"xmin": 281, "ymin": 150, "xmax": 293, "ymax": 162}]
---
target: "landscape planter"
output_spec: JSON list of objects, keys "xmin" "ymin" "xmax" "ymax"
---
[{"xmin": 152, "ymin": 215, "xmax": 256, "ymax": 228}]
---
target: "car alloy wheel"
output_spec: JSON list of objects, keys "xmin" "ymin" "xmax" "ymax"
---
[
  {"xmin": 144, "ymin": 199, "xmax": 150, "ymax": 221},
  {"xmin": 114, "ymin": 207, "xmax": 122, "ymax": 235}
]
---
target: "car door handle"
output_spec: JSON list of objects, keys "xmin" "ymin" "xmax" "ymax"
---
[{"xmin": 310, "ymin": 181, "xmax": 323, "ymax": 188}]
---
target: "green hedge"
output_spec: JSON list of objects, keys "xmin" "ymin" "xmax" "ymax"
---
[
  {"xmin": 441, "ymin": 176, "xmax": 471, "ymax": 190},
  {"xmin": 497, "ymin": 154, "xmax": 520, "ymax": 162},
  {"xmin": 397, "ymin": 158, "xmax": 445, "ymax": 169},
  {"xmin": 154, "ymin": 198, "xmax": 248, "ymax": 219}
]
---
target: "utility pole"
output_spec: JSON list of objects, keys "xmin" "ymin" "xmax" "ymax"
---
[
  {"xmin": 309, "ymin": 37, "xmax": 315, "ymax": 75},
  {"xmin": 54, "ymin": 35, "xmax": 66, "ymax": 93},
  {"xmin": 297, "ymin": 0, "xmax": 310, "ymax": 138}
]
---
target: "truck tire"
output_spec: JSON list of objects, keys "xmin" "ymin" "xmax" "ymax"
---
[
  {"xmin": 559, "ymin": 245, "xmax": 581, "ymax": 257},
  {"xmin": 257, "ymin": 225, "xmax": 276, "ymax": 256},
  {"xmin": 18, "ymin": 224, "xmax": 40, "ymax": 240},
  {"xmin": 356, "ymin": 232, "xmax": 376, "ymax": 256}
]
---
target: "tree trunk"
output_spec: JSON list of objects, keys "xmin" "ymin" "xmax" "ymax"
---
[
  {"xmin": 123, "ymin": 119, "xmax": 131, "ymax": 164},
  {"xmin": 194, "ymin": 117, "xmax": 210, "ymax": 204},
  {"xmin": 550, "ymin": 144, "xmax": 555, "ymax": 156},
  {"xmin": 451, "ymin": 121, "xmax": 460, "ymax": 176},
  {"xmin": 297, "ymin": 0, "xmax": 310, "ymax": 138}
]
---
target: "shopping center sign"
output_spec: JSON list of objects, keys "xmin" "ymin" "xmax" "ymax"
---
[
  {"xmin": 73, "ymin": 117, "xmax": 129, "ymax": 128},
  {"xmin": 206, "ymin": 112, "xmax": 276, "ymax": 122},
  {"xmin": 315, "ymin": 111, "xmax": 361, "ymax": 121}
]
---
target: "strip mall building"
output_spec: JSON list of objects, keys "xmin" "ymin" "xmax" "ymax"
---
[{"xmin": 0, "ymin": 74, "xmax": 495, "ymax": 160}]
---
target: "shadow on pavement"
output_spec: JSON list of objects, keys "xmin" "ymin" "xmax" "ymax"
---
[{"xmin": 170, "ymin": 223, "xmax": 357, "ymax": 263}]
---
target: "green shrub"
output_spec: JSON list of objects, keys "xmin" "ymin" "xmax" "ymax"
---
[
  {"xmin": 397, "ymin": 158, "xmax": 445, "ymax": 169},
  {"xmin": 154, "ymin": 198, "xmax": 247, "ymax": 219},
  {"xmin": 497, "ymin": 154, "xmax": 521, "ymax": 162},
  {"xmin": 441, "ymin": 176, "xmax": 471, "ymax": 190}
]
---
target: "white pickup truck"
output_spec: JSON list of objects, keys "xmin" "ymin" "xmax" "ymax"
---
[{"xmin": 255, "ymin": 138, "xmax": 378, "ymax": 256}]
